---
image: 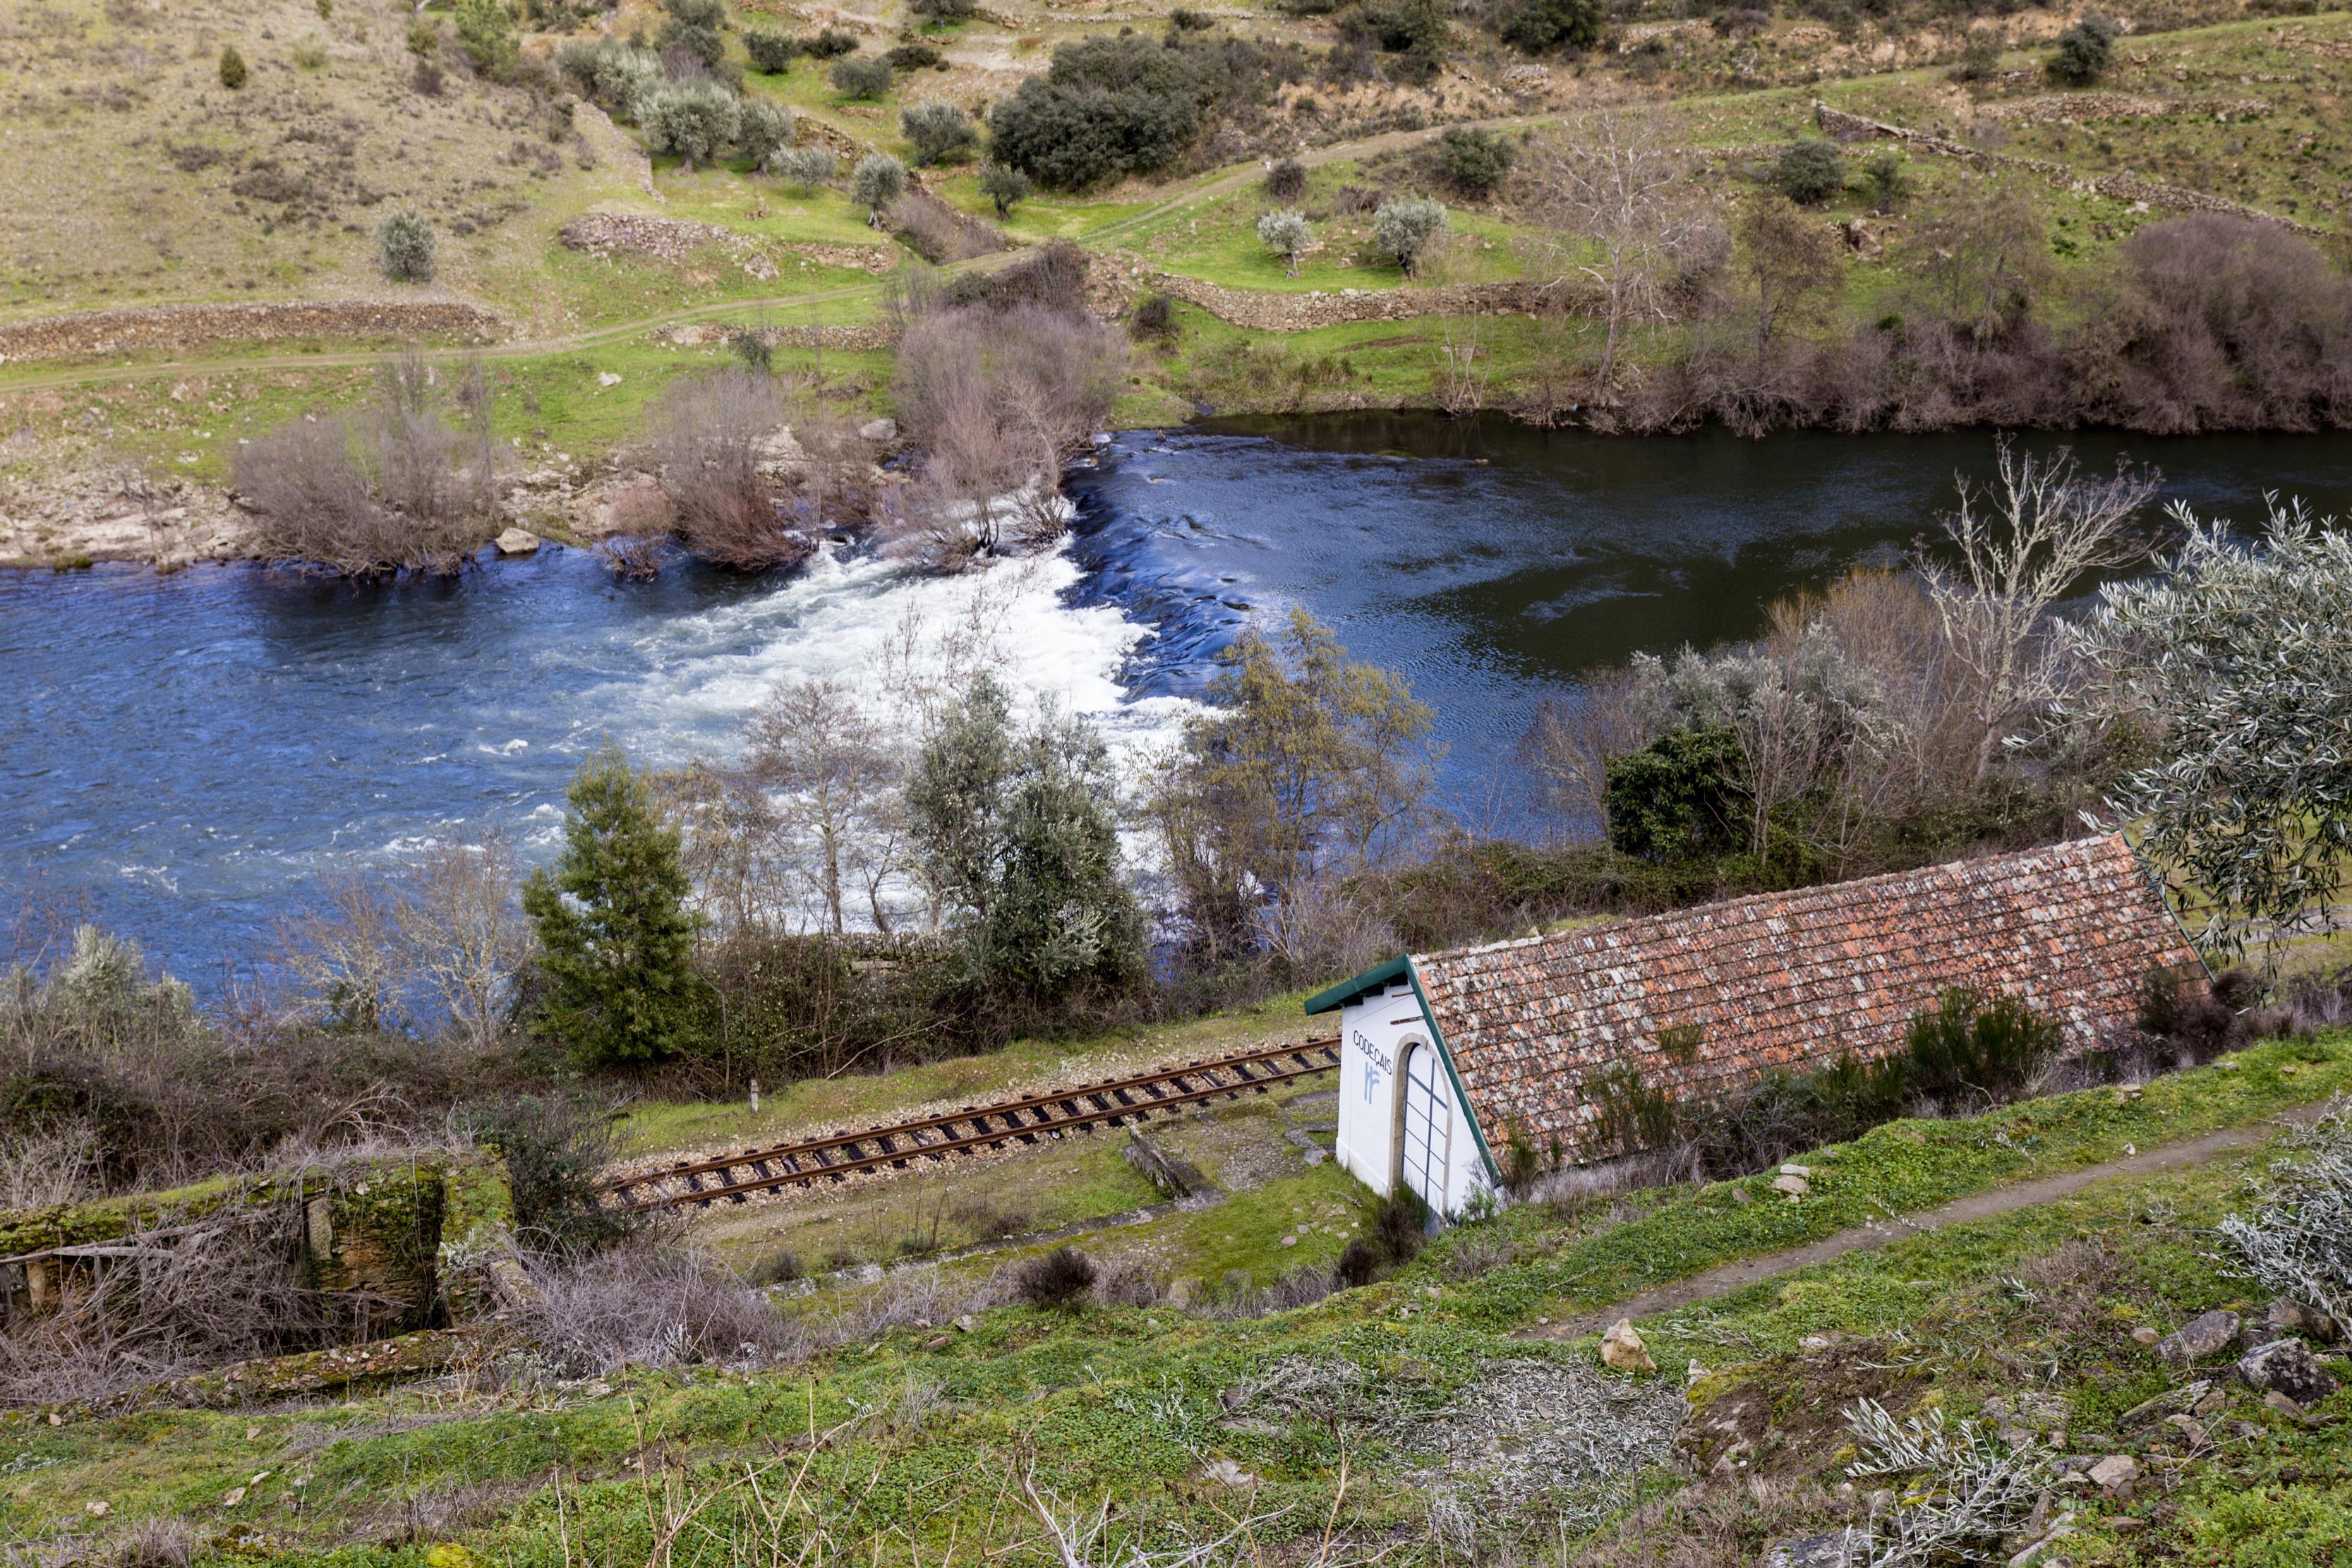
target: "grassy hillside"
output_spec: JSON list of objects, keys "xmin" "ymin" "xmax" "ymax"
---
[{"xmin": 6, "ymin": 1030, "xmax": 2346, "ymax": 1565}]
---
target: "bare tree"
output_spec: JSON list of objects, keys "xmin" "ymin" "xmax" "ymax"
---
[
  {"xmin": 273, "ymin": 872, "xmax": 409, "ymax": 1032},
  {"xmin": 740, "ymin": 679, "xmax": 905, "ymax": 934},
  {"xmin": 1737, "ymin": 193, "xmax": 1842, "ymax": 381},
  {"xmin": 1922, "ymin": 438, "xmax": 2161, "ymax": 778},
  {"xmin": 1903, "ymin": 176, "xmax": 2054, "ymax": 341},
  {"xmin": 392, "ymin": 838, "xmax": 531, "ymax": 1048},
  {"xmin": 644, "ymin": 368, "xmax": 804, "ymax": 572},
  {"xmin": 1523, "ymin": 109, "xmax": 1706, "ymax": 396}
]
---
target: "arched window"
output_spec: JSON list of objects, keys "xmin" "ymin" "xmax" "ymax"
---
[{"xmin": 1396, "ymin": 1042, "xmax": 1451, "ymax": 1214}]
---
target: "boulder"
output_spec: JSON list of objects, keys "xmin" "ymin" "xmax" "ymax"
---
[
  {"xmin": 2237, "ymin": 1337, "xmax": 2339, "ymax": 1407},
  {"xmin": 2086, "ymin": 1454, "xmax": 2138, "ymax": 1500},
  {"xmin": 2155, "ymin": 1310, "xmax": 2240, "ymax": 1368},
  {"xmin": 858, "ymin": 417, "xmax": 898, "ymax": 443},
  {"xmin": 493, "ymin": 527, "xmax": 541, "ymax": 555},
  {"xmin": 1772, "ymin": 1172, "xmax": 1810, "ymax": 1198},
  {"xmin": 1601, "ymin": 1317, "xmax": 1657, "ymax": 1373},
  {"xmin": 2267, "ymin": 1297, "xmax": 2343, "ymax": 1345}
]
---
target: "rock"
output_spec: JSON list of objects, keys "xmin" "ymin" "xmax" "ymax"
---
[
  {"xmin": 2267, "ymin": 1298, "xmax": 2343, "ymax": 1345},
  {"xmin": 221, "ymin": 1486, "xmax": 248, "ymax": 1508},
  {"xmin": 2264, "ymin": 1389, "xmax": 2310, "ymax": 1420},
  {"xmin": 922, "ymin": 1335, "xmax": 950, "ymax": 1351},
  {"xmin": 1279, "ymin": 1235, "xmax": 1296, "ymax": 1246},
  {"xmin": 2086, "ymin": 1454, "xmax": 2137, "ymax": 1500},
  {"xmin": 2164, "ymin": 1413, "xmax": 2211, "ymax": 1449},
  {"xmin": 2119, "ymin": 1380, "xmax": 2208, "ymax": 1428},
  {"xmin": 1761, "ymin": 1527, "xmax": 1869, "ymax": 1567},
  {"xmin": 84, "ymin": 1501, "xmax": 109, "ymax": 1517},
  {"xmin": 1780, "ymin": 1164, "xmax": 1812, "ymax": 1178},
  {"xmin": 493, "ymin": 527, "xmax": 541, "ymax": 555},
  {"xmin": 1601, "ymin": 1317, "xmax": 1657, "ymax": 1374},
  {"xmin": 1731, "ymin": 1186, "xmax": 1754, "ymax": 1205},
  {"xmin": 598, "ymin": 372, "xmax": 622, "ymax": 387},
  {"xmin": 2130, "ymin": 1326, "xmax": 2161, "ymax": 1346},
  {"xmin": 858, "ymin": 418, "xmax": 898, "ymax": 442},
  {"xmin": 1772, "ymin": 1172, "xmax": 1810, "ymax": 1197},
  {"xmin": 953, "ymin": 1314, "xmax": 979, "ymax": 1333},
  {"xmin": 2237, "ymin": 1337, "xmax": 2339, "ymax": 1406},
  {"xmin": 2155, "ymin": 1310, "xmax": 2240, "ymax": 1368},
  {"xmin": 1202, "ymin": 1457, "xmax": 1256, "ymax": 1488}
]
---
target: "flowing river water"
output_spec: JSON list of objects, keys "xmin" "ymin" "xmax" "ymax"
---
[{"xmin": 8, "ymin": 416, "xmax": 2352, "ymax": 982}]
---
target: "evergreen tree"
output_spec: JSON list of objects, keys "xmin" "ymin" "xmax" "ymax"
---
[{"xmin": 522, "ymin": 748, "xmax": 703, "ymax": 1068}]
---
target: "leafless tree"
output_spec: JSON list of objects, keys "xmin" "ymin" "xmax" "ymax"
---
[
  {"xmin": 1417, "ymin": 233, "xmax": 1495, "ymax": 418},
  {"xmin": 1522, "ymin": 109, "xmax": 1708, "ymax": 396},
  {"xmin": 1903, "ymin": 176, "xmax": 2054, "ymax": 341},
  {"xmin": 644, "ymin": 368, "xmax": 805, "ymax": 572},
  {"xmin": 1922, "ymin": 437, "xmax": 2161, "ymax": 778},
  {"xmin": 1737, "ymin": 193, "xmax": 1843, "ymax": 382},
  {"xmin": 392, "ymin": 838, "xmax": 531, "ymax": 1048},
  {"xmin": 273, "ymin": 871, "xmax": 410, "ymax": 1032},
  {"xmin": 740, "ymin": 679, "xmax": 905, "ymax": 934}
]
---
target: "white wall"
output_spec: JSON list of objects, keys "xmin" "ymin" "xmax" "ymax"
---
[{"xmin": 1332, "ymin": 979, "xmax": 1492, "ymax": 1217}]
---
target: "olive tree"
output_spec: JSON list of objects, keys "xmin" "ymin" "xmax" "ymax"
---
[
  {"xmin": 2065, "ymin": 498, "xmax": 2352, "ymax": 963},
  {"xmin": 850, "ymin": 152, "xmax": 907, "ymax": 224},
  {"xmin": 641, "ymin": 80, "xmax": 742, "ymax": 174},
  {"xmin": 979, "ymin": 161, "xmax": 1032, "ymax": 217},
  {"xmin": 1372, "ymin": 196, "xmax": 1447, "ymax": 275},
  {"xmin": 773, "ymin": 145, "xmax": 837, "ymax": 193},
  {"xmin": 1256, "ymin": 208, "xmax": 1313, "ymax": 275},
  {"xmin": 737, "ymin": 99, "xmax": 795, "ymax": 172},
  {"xmin": 901, "ymin": 102, "xmax": 979, "ymax": 166},
  {"xmin": 373, "ymin": 207, "xmax": 438, "ymax": 282}
]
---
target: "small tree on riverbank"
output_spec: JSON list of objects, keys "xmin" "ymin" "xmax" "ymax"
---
[{"xmin": 524, "ymin": 749, "xmax": 704, "ymax": 1068}]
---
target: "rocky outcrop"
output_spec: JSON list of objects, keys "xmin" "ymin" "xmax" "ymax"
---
[
  {"xmin": 0, "ymin": 300, "xmax": 505, "ymax": 366},
  {"xmin": 1812, "ymin": 102, "xmax": 2324, "ymax": 235}
]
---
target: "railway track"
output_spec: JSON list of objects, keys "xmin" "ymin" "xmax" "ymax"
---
[{"xmin": 601, "ymin": 1038, "xmax": 1343, "ymax": 1213}]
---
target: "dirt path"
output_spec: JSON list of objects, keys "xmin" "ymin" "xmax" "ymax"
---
[{"xmin": 1526, "ymin": 1103, "xmax": 2330, "ymax": 1341}]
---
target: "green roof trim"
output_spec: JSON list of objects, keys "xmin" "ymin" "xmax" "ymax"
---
[{"xmin": 1303, "ymin": 953, "xmax": 1413, "ymax": 1015}]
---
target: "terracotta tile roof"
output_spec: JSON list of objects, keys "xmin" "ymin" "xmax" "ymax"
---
[{"xmin": 1413, "ymin": 833, "xmax": 2202, "ymax": 1161}]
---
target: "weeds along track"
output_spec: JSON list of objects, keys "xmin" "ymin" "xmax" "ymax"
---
[{"xmin": 600, "ymin": 1039, "xmax": 1342, "ymax": 1213}]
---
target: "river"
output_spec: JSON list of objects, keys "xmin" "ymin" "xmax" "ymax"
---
[{"xmin": 8, "ymin": 417, "xmax": 2352, "ymax": 982}]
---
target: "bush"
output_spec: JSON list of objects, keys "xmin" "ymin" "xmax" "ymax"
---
[
  {"xmin": 986, "ymin": 31, "xmax": 1224, "ymax": 190},
  {"xmin": 1902, "ymin": 987, "xmax": 2061, "ymax": 1108},
  {"xmin": 979, "ymin": 160, "xmax": 1032, "ymax": 216},
  {"xmin": 1351, "ymin": 0, "xmax": 1447, "ymax": 52},
  {"xmin": 831, "ymin": 55, "xmax": 892, "ymax": 99},
  {"xmin": 1265, "ymin": 157, "xmax": 1307, "ymax": 200},
  {"xmin": 886, "ymin": 42, "xmax": 944, "ymax": 71},
  {"xmin": 2048, "ymin": 14, "xmax": 2117, "ymax": 85},
  {"xmin": 744, "ymin": 28, "xmax": 799, "ymax": 72},
  {"xmin": 1773, "ymin": 138, "xmax": 1847, "ymax": 205},
  {"xmin": 1502, "ymin": 0, "xmax": 1602, "ymax": 52},
  {"xmin": 466, "ymin": 1095, "xmax": 637, "ymax": 1258},
  {"xmin": 1014, "ymin": 1246, "xmax": 1098, "ymax": 1310},
  {"xmin": 292, "ymin": 34, "xmax": 328, "ymax": 69},
  {"xmin": 1435, "ymin": 125, "xmax": 1514, "ymax": 198},
  {"xmin": 902, "ymin": 101, "xmax": 978, "ymax": 165},
  {"xmin": 737, "ymin": 99, "xmax": 794, "ymax": 171},
  {"xmin": 773, "ymin": 145, "xmax": 837, "ymax": 191},
  {"xmin": 1950, "ymin": 26, "xmax": 2003, "ymax": 81},
  {"xmin": 911, "ymin": 0, "xmax": 978, "ymax": 16},
  {"xmin": 748, "ymin": 1248, "xmax": 804, "ymax": 1285},
  {"xmin": 802, "ymin": 27, "xmax": 860, "ymax": 59},
  {"xmin": 1370, "ymin": 1193, "xmax": 1428, "ymax": 1263},
  {"xmin": 454, "ymin": 0, "xmax": 518, "ymax": 79},
  {"xmin": 1371, "ymin": 195, "xmax": 1445, "ymax": 274},
  {"xmin": 1257, "ymin": 207, "xmax": 1313, "ymax": 275},
  {"xmin": 1130, "ymin": 291, "xmax": 1176, "ymax": 339},
  {"xmin": 371, "ymin": 207, "xmax": 438, "ymax": 283},
  {"xmin": 1602, "ymin": 728, "xmax": 1747, "ymax": 862},
  {"xmin": 1332, "ymin": 1238, "xmax": 1381, "ymax": 1289},
  {"xmin": 217, "ymin": 44, "xmax": 246, "ymax": 88},
  {"xmin": 850, "ymin": 152, "xmax": 907, "ymax": 219},
  {"xmin": 643, "ymin": 368, "xmax": 802, "ymax": 569},
  {"xmin": 660, "ymin": 16, "xmax": 725, "ymax": 66},
  {"xmin": 1861, "ymin": 151, "xmax": 1909, "ymax": 213},
  {"xmin": 412, "ymin": 56, "xmax": 445, "ymax": 95}
]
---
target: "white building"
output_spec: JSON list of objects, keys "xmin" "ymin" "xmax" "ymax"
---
[{"xmin": 1309, "ymin": 833, "xmax": 2204, "ymax": 1217}]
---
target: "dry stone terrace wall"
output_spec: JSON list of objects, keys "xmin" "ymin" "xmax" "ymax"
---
[
  {"xmin": 1142, "ymin": 272, "xmax": 1599, "ymax": 330},
  {"xmin": 1812, "ymin": 102, "xmax": 2329, "ymax": 235},
  {"xmin": 0, "ymin": 301, "xmax": 505, "ymax": 365}
]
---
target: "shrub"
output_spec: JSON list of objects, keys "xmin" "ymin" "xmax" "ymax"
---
[
  {"xmin": 1861, "ymin": 150, "xmax": 1909, "ymax": 213},
  {"xmin": 2215, "ymin": 1105, "xmax": 2352, "ymax": 1323},
  {"xmin": 644, "ymin": 368, "xmax": 801, "ymax": 569},
  {"xmin": 1502, "ymin": 0, "xmax": 1602, "ymax": 52},
  {"xmin": 773, "ymin": 144, "xmax": 837, "ymax": 191},
  {"xmin": 749, "ymin": 1248, "xmax": 804, "ymax": 1285},
  {"xmin": 1603, "ymin": 728, "xmax": 1747, "ymax": 862},
  {"xmin": 849, "ymin": 152, "xmax": 907, "ymax": 219},
  {"xmin": 2049, "ymin": 16, "xmax": 2117, "ymax": 85},
  {"xmin": 1351, "ymin": 0, "xmax": 1446, "ymax": 52},
  {"xmin": 292, "ymin": 34, "xmax": 327, "ymax": 69},
  {"xmin": 1257, "ymin": 207, "xmax": 1313, "ymax": 275},
  {"xmin": 1372, "ymin": 195, "xmax": 1445, "ymax": 274},
  {"xmin": 802, "ymin": 27, "xmax": 860, "ymax": 59},
  {"xmin": 372, "ymin": 207, "xmax": 438, "ymax": 282},
  {"xmin": 1265, "ymin": 157, "xmax": 1307, "ymax": 200},
  {"xmin": 217, "ymin": 44, "xmax": 246, "ymax": 88},
  {"xmin": 454, "ymin": 0, "xmax": 518, "ymax": 79},
  {"xmin": 911, "ymin": 0, "xmax": 978, "ymax": 16},
  {"xmin": 521, "ymin": 747, "xmax": 705, "ymax": 1069},
  {"xmin": 412, "ymin": 56, "xmax": 445, "ymax": 94},
  {"xmin": 1332, "ymin": 1238, "xmax": 1381, "ymax": 1289},
  {"xmin": 986, "ymin": 32, "xmax": 1225, "ymax": 190},
  {"xmin": 641, "ymin": 80, "xmax": 742, "ymax": 173},
  {"xmin": 737, "ymin": 98, "xmax": 794, "ymax": 171},
  {"xmin": 1014, "ymin": 1246, "xmax": 1098, "ymax": 1310},
  {"xmin": 1950, "ymin": 26, "xmax": 2003, "ymax": 81},
  {"xmin": 745, "ymin": 28, "xmax": 798, "ymax": 72},
  {"xmin": 902, "ymin": 101, "xmax": 979, "ymax": 164},
  {"xmin": 1773, "ymin": 138, "xmax": 1847, "ymax": 205},
  {"xmin": 979, "ymin": 160, "xmax": 1032, "ymax": 216},
  {"xmin": 1902, "ymin": 987, "xmax": 2061, "ymax": 1108},
  {"xmin": 509, "ymin": 1239, "xmax": 803, "ymax": 1375},
  {"xmin": 831, "ymin": 55, "xmax": 892, "ymax": 99},
  {"xmin": 885, "ymin": 42, "xmax": 944, "ymax": 70},
  {"xmin": 1370, "ymin": 1193, "xmax": 1428, "ymax": 1262},
  {"xmin": 466, "ymin": 1095, "xmax": 637, "ymax": 1258},
  {"xmin": 1435, "ymin": 124, "xmax": 1514, "ymax": 198},
  {"xmin": 1130, "ymin": 291, "xmax": 1176, "ymax": 339}
]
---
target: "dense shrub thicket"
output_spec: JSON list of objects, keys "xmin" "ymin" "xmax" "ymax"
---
[{"xmin": 988, "ymin": 30, "xmax": 1308, "ymax": 189}]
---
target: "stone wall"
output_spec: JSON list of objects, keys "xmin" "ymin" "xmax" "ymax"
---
[
  {"xmin": 0, "ymin": 300, "xmax": 505, "ymax": 365},
  {"xmin": 1812, "ymin": 102, "xmax": 2326, "ymax": 236},
  {"xmin": 1142, "ymin": 272, "xmax": 1598, "ymax": 330}
]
